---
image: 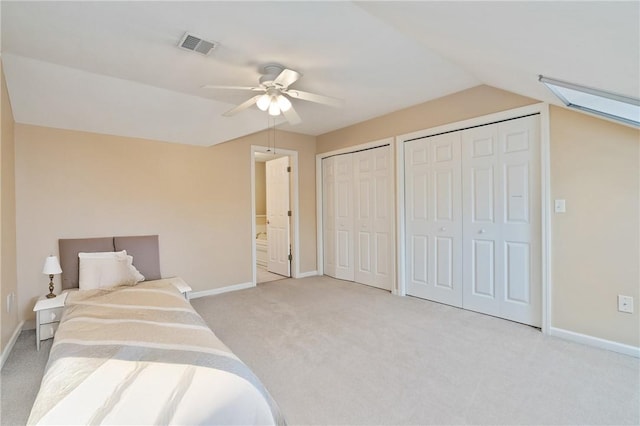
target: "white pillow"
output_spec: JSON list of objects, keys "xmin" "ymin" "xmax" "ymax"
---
[{"xmin": 78, "ymin": 250, "xmax": 145, "ymax": 290}]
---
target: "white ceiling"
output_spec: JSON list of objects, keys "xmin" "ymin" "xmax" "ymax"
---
[{"xmin": 1, "ymin": 1, "xmax": 638, "ymax": 147}]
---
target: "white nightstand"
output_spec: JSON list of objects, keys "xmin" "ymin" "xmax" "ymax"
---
[{"xmin": 33, "ymin": 293, "xmax": 67, "ymax": 351}]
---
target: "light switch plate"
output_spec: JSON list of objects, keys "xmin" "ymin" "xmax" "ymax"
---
[{"xmin": 554, "ymin": 199, "xmax": 566, "ymax": 213}]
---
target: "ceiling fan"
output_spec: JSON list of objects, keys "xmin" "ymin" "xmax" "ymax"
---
[{"xmin": 203, "ymin": 64, "xmax": 343, "ymax": 125}]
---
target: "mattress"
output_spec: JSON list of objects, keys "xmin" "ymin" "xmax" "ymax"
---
[{"xmin": 28, "ymin": 279, "xmax": 285, "ymax": 425}]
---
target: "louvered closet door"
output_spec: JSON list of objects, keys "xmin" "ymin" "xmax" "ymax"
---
[
  {"xmin": 405, "ymin": 132, "xmax": 463, "ymax": 306},
  {"xmin": 354, "ymin": 146, "xmax": 393, "ymax": 290},
  {"xmin": 322, "ymin": 156, "xmax": 337, "ymax": 278},
  {"xmin": 462, "ymin": 115, "xmax": 541, "ymax": 326}
]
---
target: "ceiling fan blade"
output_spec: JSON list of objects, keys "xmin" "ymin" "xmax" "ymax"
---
[
  {"xmin": 222, "ymin": 95, "xmax": 262, "ymax": 117},
  {"xmin": 202, "ymin": 85, "xmax": 264, "ymax": 92},
  {"xmin": 285, "ymin": 89, "xmax": 344, "ymax": 108},
  {"xmin": 273, "ymin": 68, "xmax": 301, "ymax": 89},
  {"xmin": 282, "ymin": 104, "xmax": 302, "ymax": 125}
]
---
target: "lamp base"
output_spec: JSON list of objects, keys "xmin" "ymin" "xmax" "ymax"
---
[{"xmin": 46, "ymin": 275, "xmax": 56, "ymax": 298}]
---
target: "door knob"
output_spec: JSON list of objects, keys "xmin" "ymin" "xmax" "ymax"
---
[
  {"xmin": 439, "ymin": 227, "xmax": 446, "ymax": 231},
  {"xmin": 479, "ymin": 229, "xmax": 486, "ymax": 234}
]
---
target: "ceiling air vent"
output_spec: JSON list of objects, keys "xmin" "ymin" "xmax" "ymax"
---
[{"xmin": 178, "ymin": 32, "xmax": 217, "ymax": 56}]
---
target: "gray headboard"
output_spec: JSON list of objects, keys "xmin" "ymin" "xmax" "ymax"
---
[{"xmin": 59, "ymin": 235, "xmax": 161, "ymax": 290}]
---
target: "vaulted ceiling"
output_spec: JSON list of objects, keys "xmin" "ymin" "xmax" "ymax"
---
[{"xmin": 1, "ymin": 1, "xmax": 638, "ymax": 146}]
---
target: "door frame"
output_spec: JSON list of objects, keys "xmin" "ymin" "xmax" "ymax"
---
[
  {"xmin": 315, "ymin": 137, "xmax": 397, "ymax": 290},
  {"xmin": 395, "ymin": 103, "xmax": 552, "ymax": 333},
  {"xmin": 251, "ymin": 145, "xmax": 300, "ymax": 285}
]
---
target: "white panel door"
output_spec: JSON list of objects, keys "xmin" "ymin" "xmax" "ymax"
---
[
  {"xmin": 354, "ymin": 146, "xmax": 393, "ymax": 290},
  {"xmin": 461, "ymin": 124, "xmax": 500, "ymax": 316},
  {"xmin": 462, "ymin": 115, "xmax": 541, "ymax": 326},
  {"xmin": 334, "ymin": 153, "xmax": 355, "ymax": 281},
  {"xmin": 497, "ymin": 116, "xmax": 541, "ymax": 326},
  {"xmin": 322, "ymin": 156, "xmax": 337, "ymax": 278},
  {"xmin": 266, "ymin": 156, "xmax": 291, "ymax": 277},
  {"xmin": 405, "ymin": 132, "xmax": 462, "ymax": 306}
]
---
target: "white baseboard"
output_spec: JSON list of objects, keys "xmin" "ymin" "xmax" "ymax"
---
[
  {"xmin": 1, "ymin": 320, "xmax": 25, "ymax": 370},
  {"xmin": 296, "ymin": 270, "xmax": 318, "ymax": 278},
  {"xmin": 549, "ymin": 326, "xmax": 639, "ymax": 358},
  {"xmin": 189, "ymin": 281, "xmax": 255, "ymax": 299}
]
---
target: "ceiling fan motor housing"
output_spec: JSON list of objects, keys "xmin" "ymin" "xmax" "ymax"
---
[{"xmin": 259, "ymin": 64, "xmax": 286, "ymax": 87}]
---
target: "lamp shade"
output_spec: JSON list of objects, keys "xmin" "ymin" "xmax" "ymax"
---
[{"xmin": 42, "ymin": 256, "xmax": 62, "ymax": 275}]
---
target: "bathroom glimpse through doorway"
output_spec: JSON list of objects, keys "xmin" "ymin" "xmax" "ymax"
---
[{"xmin": 251, "ymin": 146, "xmax": 300, "ymax": 286}]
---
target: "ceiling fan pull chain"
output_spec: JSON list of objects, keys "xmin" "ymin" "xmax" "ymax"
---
[
  {"xmin": 272, "ymin": 117, "xmax": 277, "ymax": 155},
  {"xmin": 265, "ymin": 115, "xmax": 271, "ymax": 152}
]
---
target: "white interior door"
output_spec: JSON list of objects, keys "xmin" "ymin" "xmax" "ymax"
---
[
  {"xmin": 462, "ymin": 115, "xmax": 541, "ymax": 326},
  {"xmin": 354, "ymin": 146, "xmax": 393, "ymax": 290},
  {"xmin": 322, "ymin": 156, "xmax": 337, "ymax": 278},
  {"xmin": 266, "ymin": 156, "xmax": 291, "ymax": 277},
  {"xmin": 405, "ymin": 132, "xmax": 463, "ymax": 306},
  {"xmin": 334, "ymin": 153, "xmax": 355, "ymax": 281}
]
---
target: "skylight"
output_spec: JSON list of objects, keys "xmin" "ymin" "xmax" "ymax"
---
[{"xmin": 539, "ymin": 76, "xmax": 640, "ymax": 127}]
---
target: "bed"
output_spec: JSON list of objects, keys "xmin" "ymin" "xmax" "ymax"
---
[{"xmin": 28, "ymin": 235, "xmax": 285, "ymax": 425}]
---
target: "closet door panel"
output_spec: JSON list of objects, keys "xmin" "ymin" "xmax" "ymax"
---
[
  {"xmin": 406, "ymin": 139, "xmax": 431, "ymax": 298},
  {"xmin": 462, "ymin": 116, "xmax": 541, "ymax": 326},
  {"xmin": 354, "ymin": 146, "xmax": 393, "ymax": 290},
  {"xmin": 462, "ymin": 124, "xmax": 502, "ymax": 317},
  {"xmin": 498, "ymin": 116, "xmax": 541, "ymax": 326},
  {"xmin": 322, "ymin": 157, "xmax": 337, "ymax": 278},
  {"xmin": 335, "ymin": 154, "xmax": 355, "ymax": 281},
  {"xmin": 405, "ymin": 133, "xmax": 462, "ymax": 306}
]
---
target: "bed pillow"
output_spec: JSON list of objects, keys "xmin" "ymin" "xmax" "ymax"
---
[{"xmin": 78, "ymin": 250, "xmax": 145, "ymax": 290}]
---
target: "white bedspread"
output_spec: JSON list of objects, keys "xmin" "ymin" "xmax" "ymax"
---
[{"xmin": 28, "ymin": 279, "xmax": 285, "ymax": 425}]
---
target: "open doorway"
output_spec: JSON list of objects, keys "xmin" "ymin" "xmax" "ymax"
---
[{"xmin": 251, "ymin": 146, "xmax": 300, "ymax": 285}]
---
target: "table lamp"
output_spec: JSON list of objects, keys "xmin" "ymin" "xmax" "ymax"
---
[{"xmin": 42, "ymin": 255, "xmax": 62, "ymax": 299}]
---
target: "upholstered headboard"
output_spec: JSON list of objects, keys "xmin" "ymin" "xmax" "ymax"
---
[{"xmin": 59, "ymin": 235, "xmax": 161, "ymax": 290}]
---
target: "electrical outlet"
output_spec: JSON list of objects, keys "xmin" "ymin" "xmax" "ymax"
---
[{"xmin": 618, "ymin": 295, "xmax": 634, "ymax": 314}]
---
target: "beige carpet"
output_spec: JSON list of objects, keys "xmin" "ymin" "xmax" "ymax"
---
[
  {"xmin": 192, "ymin": 276, "xmax": 639, "ymax": 425},
  {"xmin": 2, "ymin": 275, "xmax": 638, "ymax": 425}
]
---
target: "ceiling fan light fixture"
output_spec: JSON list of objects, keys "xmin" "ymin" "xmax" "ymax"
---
[
  {"xmin": 277, "ymin": 95, "xmax": 292, "ymax": 112},
  {"xmin": 268, "ymin": 100, "xmax": 281, "ymax": 116},
  {"xmin": 256, "ymin": 94, "xmax": 271, "ymax": 111}
]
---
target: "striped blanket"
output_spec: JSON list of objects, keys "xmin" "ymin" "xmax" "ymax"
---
[{"xmin": 28, "ymin": 279, "xmax": 285, "ymax": 425}]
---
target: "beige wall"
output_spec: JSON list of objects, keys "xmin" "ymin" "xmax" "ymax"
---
[
  {"xmin": 15, "ymin": 124, "xmax": 316, "ymax": 325},
  {"xmin": 550, "ymin": 106, "xmax": 639, "ymax": 346},
  {"xmin": 317, "ymin": 85, "xmax": 537, "ymax": 154},
  {"xmin": 1, "ymin": 62, "xmax": 19, "ymax": 355},
  {"xmin": 255, "ymin": 162, "xmax": 266, "ymax": 216}
]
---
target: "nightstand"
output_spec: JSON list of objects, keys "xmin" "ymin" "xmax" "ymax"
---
[{"xmin": 33, "ymin": 293, "xmax": 67, "ymax": 351}]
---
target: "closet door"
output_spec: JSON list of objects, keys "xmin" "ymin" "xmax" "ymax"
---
[
  {"xmin": 334, "ymin": 153, "xmax": 355, "ymax": 281},
  {"xmin": 405, "ymin": 132, "xmax": 462, "ymax": 306},
  {"xmin": 462, "ymin": 115, "xmax": 541, "ymax": 326},
  {"xmin": 354, "ymin": 146, "xmax": 393, "ymax": 290},
  {"xmin": 322, "ymin": 156, "xmax": 337, "ymax": 278}
]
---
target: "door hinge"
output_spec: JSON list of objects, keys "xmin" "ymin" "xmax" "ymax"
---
[
  {"xmin": 288, "ymin": 253, "xmax": 292, "ymax": 261},
  {"xmin": 287, "ymin": 166, "xmax": 291, "ymax": 172},
  {"xmin": 287, "ymin": 210, "xmax": 291, "ymax": 217}
]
